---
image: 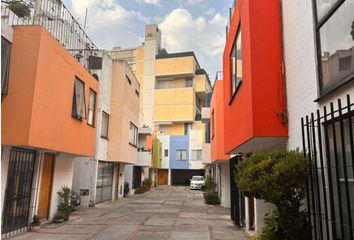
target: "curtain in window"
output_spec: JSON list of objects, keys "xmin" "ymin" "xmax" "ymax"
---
[{"xmin": 73, "ymin": 78, "xmax": 86, "ymax": 119}]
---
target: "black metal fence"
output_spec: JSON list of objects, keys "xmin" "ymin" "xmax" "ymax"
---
[
  {"xmin": 229, "ymin": 155, "xmax": 245, "ymax": 227},
  {"xmin": 1, "ymin": 0, "xmax": 98, "ymax": 69},
  {"xmin": 301, "ymin": 95, "xmax": 354, "ymax": 240}
]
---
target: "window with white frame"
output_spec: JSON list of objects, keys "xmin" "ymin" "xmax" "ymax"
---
[
  {"xmin": 176, "ymin": 149, "xmax": 187, "ymax": 161},
  {"xmin": 72, "ymin": 77, "xmax": 86, "ymax": 120},
  {"xmin": 191, "ymin": 149, "xmax": 202, "ymax": 161},
  {"xmin": 129, "ymin": 122, "xmax": 138, "ymax": 147}
]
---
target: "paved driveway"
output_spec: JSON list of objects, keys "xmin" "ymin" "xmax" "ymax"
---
[{"xmin": 12, "ymin": 186, "xmax": 248, "ymax": 240}]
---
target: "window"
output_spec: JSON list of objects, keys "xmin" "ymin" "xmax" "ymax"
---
[
  {"xmin": 101, "ymin": 111, "xmax": 109, "ymax": 139},
  {"xmin": 191, "ymin": 149, "xmax": 202, "ymax": 161},
  {"xmin": 135, "ymin": 89, "xmax": 140, "ymax": 97},
  {"xmin": 164, "ymin": 149, "xmax": 168, "ymax": 157},
  {"xmin": 72, "ymin": 77, "xmax": 86, "ymax": 120},
  {"xmin": 230, "ymin": 26, "xmax": 242, "ymax": 100},
  {"xmin": 211, "ymin": 109, "xmax": 215, "ymax": 139},
  {"xmin": 126, "ymin": 75, "xmax": 131, "ymax": 85},
  {"xmin": 185, "ymin": 78, "xmax": 193, "ymax": 87},
  {"xmin": 313, "ymin": 0, "xmax": 354, "ymax": 95},
  {"xmin": 129, "ymin": 122, "xmax": 138, "ymax": 147},
  {"xmin": 176, "ymin": 150, "xmax": 187, "ymax": 161},
  {"xmin": 184, "ymin": 123, "xmax": 192, "ymax": 135},
  {"xmin": 87, "ymin": 89, "xmax": 96, "ymax": 126},
  {"xmin": 1, "ymin": 37, "xmax": 11, "ymax": 97}
]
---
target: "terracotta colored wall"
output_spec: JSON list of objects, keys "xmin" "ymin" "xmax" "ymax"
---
[
  {"xmin": 223, "ymin": 0, "xmax": 287, "ymax": 154},
  {"xmin": 108, "ymin": 60, "xmax": 140, "ymax": 164},
  {"xmin": 211, "ymin": 80, "xmax": 229, "ymax": 162},
  {"xmin": 2, "ymin": 26, "xmax": 98, "ymax": 156}
]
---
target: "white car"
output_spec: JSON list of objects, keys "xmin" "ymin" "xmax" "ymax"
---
[{"xmin": 190, "ymin": 176, "xmax": 205, "ymax": 190}]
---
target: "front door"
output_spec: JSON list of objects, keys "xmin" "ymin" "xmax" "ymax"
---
[
  {"xmin": 133, "ymin": 166, "xmax": 142, "ymax": 189},
  {"xmin": 2, "ymin": 148, "xmax": 36, "ymax": 235},
  {"xmin": 158, "ymin": 169, "xmax": 168, "ymax": 185},
  {"xmin": 38, "ymin": 153, "xmax": 55, "ymax": 220}
]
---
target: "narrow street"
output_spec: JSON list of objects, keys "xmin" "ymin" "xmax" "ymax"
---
[{"xmin": 12, "ymin": 187, "xmax": 248, "ymax": 240}]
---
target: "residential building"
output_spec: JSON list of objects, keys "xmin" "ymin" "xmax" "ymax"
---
[
  {"xmin": 282, "ymin": 0, "xmax": 354, "ymax": 239},
  {"xmin": 1, "ymin": 1, "xmax": 99, "ymax": 237},
  {"xmin": 112, "ymin": 24, "xmax": 212, "ymax": 186},
  {"xmin": 72, "ymin": 55, "xmax": 141, "ymax": 206},
  {"xmin": 222, "ymin": 0, "xmax": 287, "ymax": 235}
]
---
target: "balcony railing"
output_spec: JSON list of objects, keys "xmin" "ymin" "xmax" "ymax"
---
[{"xmin": 1, "ymin": 0, "xmax": 98, "ymax": 70}]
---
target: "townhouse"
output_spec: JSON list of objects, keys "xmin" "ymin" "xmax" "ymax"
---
[
  {"xmin": 212, "ymin": 0, "xmax": 354, "ymax": 239},
  {"xmin": 1, "ymin": 1, "xmax": 99, "ymax": 237},
  {"xmin": 72, "ymin": 54, "xmax": 141, "ymax": 206},
  {"xmin": 112, "ymin": 24, "xmax": 211, "ymax": 187}
]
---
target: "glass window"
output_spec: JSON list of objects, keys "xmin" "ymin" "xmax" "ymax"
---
[
  {"xmin": 212, "ymin": 109, "xmax": 215, "ymax": 139},
  {"xmin": 101, "ymin": 111, "xmax": 109, "ymax": 139},
  {"xmin": 72, "ymin": 77, "xmax": 86, "ymax": 120},
  {"xmin": 184, "ymin": 123, "xmax": 192, "ymax": 135},
  {"xmin": 315, "ymin": 0, "xmax": 354, "ymax": 94},
  {"xmin": 315, "ymin": 0, "xmax": 341, "ymax": 21},
  {"xmin": 126, "ymin": 75, "xmax": 131, "ymax": 85},
  {"xmin": 164, "ymin": 149, "xmax": 168, "ymax": 157},
  {"xmin": 191, "ymin": 149, "xmax": 202, "ymax": 161},
  {"xmin": 185, "ymin": 78, "xmax": 193, "ymax": 87},
  {"xmin": 230, "ymin": 26, "xmax": 242, "ymax": 98},
  {"xmin": 1, "ymin": 37, "xmax": 11, "ymax": 97},
  {"xmin": 87, "ymin": 89, "xmax": 96, "ymax": 126},
  {"xmin": 176, "ymin": 150, "xmax": 187, "ymax": 161},
  {"xmin": 129, "ymin": 122, "xmax": 138, "ymax": 146}
]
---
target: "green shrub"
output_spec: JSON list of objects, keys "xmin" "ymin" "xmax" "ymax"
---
[
  {"xmin": 236, "ymin": 149, "xmax": 310, "ymax": 240},
  {"xmin": 203, "ymin": 191, "xmax": 220, "ymax": 205},
  {"xmin": 204, "ymin": 175, "xmax": 215, "ymax": 191},
  {"xmin": 31, "ymin": 215, "xmax": 40, "ymax": 226},
  {"xmin": 8, "ymin": 1, "xmax": 31, "ymax": 19},
  {"xmin": 53, "ymin": 211, "xmax": 66, "ymax": 223},
  {"xmin": 57, "ymin": 186, "xmax": 74, "ymax": 221},
  {"xmin": 142, "ymin": 178, "xmax": 152, "ymax": 190}
]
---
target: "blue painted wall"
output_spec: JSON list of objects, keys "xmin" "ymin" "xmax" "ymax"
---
[{"xmin": 170, "ymin": 135, "xmax": 189, "ymax": 169}]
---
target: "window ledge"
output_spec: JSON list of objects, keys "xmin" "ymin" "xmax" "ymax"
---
[
  {"xmin": 101, "ymin": 136, "xmax": 109, "ymax": 140},
  {"xmin": 129, "ymin": 142, "xmax": 137, "ymax": 148},
  {"xmin": 315, "ymin": 75, "xmax": 354, "ymax": 102}
]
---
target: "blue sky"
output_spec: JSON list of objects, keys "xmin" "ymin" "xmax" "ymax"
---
[{"xmin": 64, "ymin": 0, "xmax": 235, "ymax": 81}]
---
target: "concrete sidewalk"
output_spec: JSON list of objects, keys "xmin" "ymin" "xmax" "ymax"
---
[{"xmin": 12, "ymin": 186, "xmax": 248, "ymax": 240}]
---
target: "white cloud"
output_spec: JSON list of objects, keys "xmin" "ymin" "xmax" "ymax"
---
[
  {"xmin": 159, "ymin": 8, "xmax": 227, "ymax": 79},
  {"xmin": 144, "ymin": 0, "xmax": 161, "ymax": 5},
  {"xmin": 186, "ymin": 0, "xmax": 204, "ymax": 5},
  {"xmin": 68, "ymin": 0, "xmax": 149, "ymax": 49}
]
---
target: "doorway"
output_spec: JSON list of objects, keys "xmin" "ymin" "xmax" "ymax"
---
[
  {"xmin": 158, "ymin": 169, "xmax": 168, "ymax": 185},
  {"xmin": 2, "ymin": 148, "xmax": 36, "ymax": 235},
  {"xmin": 38, "ymin": 153, "xmax": 55, "ymax": 220},
  {"xmin": 115, "ymin": 164, "xmax": 120, "ymax": 200}
]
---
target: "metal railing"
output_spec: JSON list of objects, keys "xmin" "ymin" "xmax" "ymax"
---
[
  {"xmin": 226, "ymin": 0, "xmax": 237, "ymax": 39},
  {"xmin": 1, "ymin": 0, "xmax": 98, "ymax": 69},
  {"xmin": 301, "ymin": 95, "xmax": 354, "ymax": 240}
]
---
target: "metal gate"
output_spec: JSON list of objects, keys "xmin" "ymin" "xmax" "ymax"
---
[
  {"xmin": 301, "ymin": 95, "xmax": 354, "ymax": 240},
  {"xmin": 96, "ymin": 161, "xmax": 113, "ymax": 203},
  {"xmin": 229, "ymin": 155, "xmax": 245, "ymax": 227},
  {"xmin": 133, "ymin": 166, "xmax": 142, "ymax": 189},
  {"xmin": 2, "ymin": 148, "xmax": 36, "ymax": 236}
]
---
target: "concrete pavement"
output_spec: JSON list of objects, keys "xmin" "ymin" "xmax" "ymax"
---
[{"xmin": 12, "ymin": 186, "xmax": 248, "ymax": 240}]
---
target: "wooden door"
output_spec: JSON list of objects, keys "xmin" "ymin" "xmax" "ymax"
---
[
  {"xmin": 158, "ymin": 169, "xmax": 168, "ymax": 185},
  {"xmin": 38, "ymin": 153, "xmax": 55, "ymax": 220}
]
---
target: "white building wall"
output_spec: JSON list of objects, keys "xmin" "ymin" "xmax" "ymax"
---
[
  {"xmin": 189, "ymin": 129, "xmax": 203, "ymax": 169},
  {"xmin": 48, "ymin": 153, "xmax": 75, "ymax": 220},
  {"xmin": 220, "ymin": 162, "xmax": 230, "ymax": 208},
  {"xmin": 158, "ymin": 134, "xmax": 170, "ymax": 169}
]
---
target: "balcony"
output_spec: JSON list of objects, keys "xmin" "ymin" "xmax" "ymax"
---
[
  {"xmin": 155, "ymin": 52, "xmax": 197, "ymax": 78},
  {"xmin": 154, "ymin": 88, "xmax": 195, "ymax": 122},
  {"xmin": 1, "ymin": 26, "xmax": 99, "ymax": 157},
  {"xmin": 137, "ymin": 151, "xmax": 152, "ymax": 167}
]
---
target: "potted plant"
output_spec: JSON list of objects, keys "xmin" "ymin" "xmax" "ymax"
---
[
  {"xmin": 57, "ymin": 186, "xmax": 74, "ymax": 221},
  {"xmin": 53, "ymin": 211, "xmax": 65, "ymax": 223},
  {"xmin": 31, "ymin": 215, "xmax": 41, "ymax": 231}
]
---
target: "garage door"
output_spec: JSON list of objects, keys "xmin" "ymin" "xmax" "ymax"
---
[{"xmin": 171, "ymin": 169, "xmax": 205, "ymax": 186}]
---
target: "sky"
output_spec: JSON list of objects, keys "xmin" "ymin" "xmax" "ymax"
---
[{"xmin": 63, "ymin": 0, "xmax": 235, "ymax": 83}]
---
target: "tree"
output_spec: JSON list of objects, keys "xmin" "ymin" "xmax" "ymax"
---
[
  {"xmin": 4, "ymin": 0, "xmax": 31, "ymax": 19},
  {"xmin": 236, "ymin": 149, "xmax": 310, "ymax": 240}
]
